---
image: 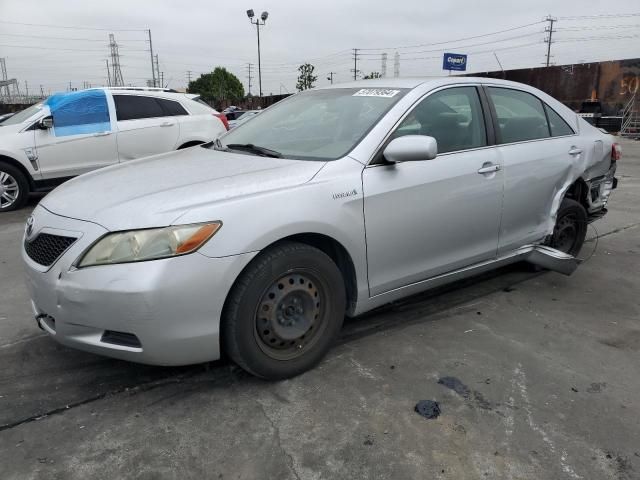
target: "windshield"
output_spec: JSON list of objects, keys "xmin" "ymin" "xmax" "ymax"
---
[
  {"xmin": 1, "ymin": 103, "xmax": 45, "ymax": 126},
  {"xmin": 219, "ymin": 88, "xmax": 408, "ymax": 161}
]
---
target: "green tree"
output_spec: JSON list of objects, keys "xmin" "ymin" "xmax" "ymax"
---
[
  {"xmin": 187, "ymin": 67, "xmax": 245, "ymax": 107},
  {"xmin": 363, "ymin": 72, "xmax": 382, "ymax": 80},
  {"xmin": 296, "ymin": 63, "xmax": 317, "ymax": 91}
]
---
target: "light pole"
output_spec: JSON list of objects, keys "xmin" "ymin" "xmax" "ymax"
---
[{"xmin": 247, "ymin": 9, "xmax": 268, "ymax": 97}]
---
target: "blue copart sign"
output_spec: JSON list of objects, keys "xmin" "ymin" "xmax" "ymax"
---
[{"xmin": 443, "ymin": 53, "xmax": 467, "ymax": 71}]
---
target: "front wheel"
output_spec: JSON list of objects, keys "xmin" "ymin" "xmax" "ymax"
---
[
  {"xmin": 222, "ymin": 242, "xmax": 346, "ymax": 380},
  {"xmin": 549, "ymin": 198, "xmax": 587, "ymax": 256},
  {"xmin": 0, "ymin": 161, "xmax": 29, "ymax": 212}
]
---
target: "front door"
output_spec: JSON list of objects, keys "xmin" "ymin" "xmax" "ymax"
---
[
  {"xmin": 363, "ymin": 86, "xmax": 504, "ymax": 296},
  {"xmin": 35, "ymin": 90, "xmax": 118, "ymax": 179}
]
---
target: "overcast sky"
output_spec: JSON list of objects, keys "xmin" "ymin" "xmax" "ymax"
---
[{"xmin": 1, "ymin": 0, "xmax": 639, "ymax": 96}]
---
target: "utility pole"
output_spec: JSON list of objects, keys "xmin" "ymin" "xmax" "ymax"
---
[
  {"xmin": 381, "ymin": 53, "xmax": 388, "ymax": 78},
  {"xmin": 393, "ymin": 51, "xmax": 400, "ymax": 78},
  {"xmin": 148, "ymin": 29, "xmax": 157, "ymax": 87},
  {"xmin": 351, "ymin": 48, "xmax": 360, "ymax": 80},
  {"xmin": 246, "ymin": 63, "xmax": 253, "ymax": 96},
  {"xmin": 186, "ymin": 70, "xmax": 193, "ymax": 87},
  {"xmin": 154, "ymin": 54, "xmax": 160, "ymax": 88},
  {"xmin": 544, "ymin": 15, "xmax": 557, "ymax": 67},
  {"xmin": 24, "ymin": 80, "xmax": 28, "ymax": 97},
  {"xmin": 40, "ymin": 84, "xmax": 44, "ymax": 97},
  {"xmin": 327, "ymin": 71, "xmax": 335, "ymax": 84},
  {"xmin": 160, "ymin": 71, "xmax": 164, "ymax": 88},
  {"xmin": 68, "ymin": 81, "xmax": 72, "ymax": 92}
]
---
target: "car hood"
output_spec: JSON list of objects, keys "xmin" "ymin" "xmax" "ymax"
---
[
  {"xmin": 0, "ymin": 123, "xmax": 27, "ymax": 135},
  {"xmin": 42, "ymin": 146, "xmax": 326, "ymax": 231}
]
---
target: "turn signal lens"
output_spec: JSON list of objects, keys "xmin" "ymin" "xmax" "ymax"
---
[{"xmin": 176, "ymin": 223, "xmax": 221, "ymax": 254}]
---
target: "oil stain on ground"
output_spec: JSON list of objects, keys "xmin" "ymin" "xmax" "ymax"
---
[{"xmin": 437, "ymin": 376, "xmax": 492, "ymax": 410}]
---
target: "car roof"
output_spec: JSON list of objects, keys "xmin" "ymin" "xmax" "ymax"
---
[
  {"xmin": 316, "ymin": 76, "xmax": 539, "ymax": 92},
  {"xmin": 80, "ymin": 87, "xmax": 196, "ymax": 101}
]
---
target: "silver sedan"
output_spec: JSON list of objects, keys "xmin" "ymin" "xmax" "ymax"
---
[{"xmin": 22, "ymin": 77, "xmax": 618, "ymax": 379}]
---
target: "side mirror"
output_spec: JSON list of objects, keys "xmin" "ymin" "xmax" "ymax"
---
[
  {"xmin": 38, "ymin": 116, "xmax": 54, "ymax": 130},
  {"xmin": 383, "ymin": 135, "xmax": 438, "ymax": 163}
]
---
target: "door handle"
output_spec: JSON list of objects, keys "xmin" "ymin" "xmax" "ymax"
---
[
  {"xmin": 92, "ymin": 131, "xmax": 111, "ymax": 137},
  {"xmin": 160, "ymin": 122, "xmax": 175, "ymax": 127},
  {"xmin": 568, "ymin": 147, "xmax": 583, "ymax": 156},
  {"xmin": 477, "ymin": 163, "xmax": 501, "ymax": 174}
]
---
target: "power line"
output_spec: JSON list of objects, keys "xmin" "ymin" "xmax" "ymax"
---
[
  {"xmin": 0, "ymin": 43, "xmax": 147, "ymax": 52},
  {"xmin": 357, "ymin": 31, "xmax": 543, "ymax": 56},
  {"xmin": 0, "ymin": 32, "xmax": 146, "ymax": 42},
  {"xmin": 0, "ymin": 20, "xmax": 145, "ymax": 32},
  {"xmin": 358, "ymin": 20, "xmax": 545, "ymax": 51},
  {"xmin": 558, "ymin": 13, "xmax": 640, "ymax": 20}
]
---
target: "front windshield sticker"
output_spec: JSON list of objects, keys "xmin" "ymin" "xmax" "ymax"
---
[{"xmin": 352, "ymin": 88, "xmax": 400, "ymax": 98}]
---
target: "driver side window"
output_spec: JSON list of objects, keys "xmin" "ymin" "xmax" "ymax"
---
[{"xmin": 393, "ymin": 86, "xmax": 487, "ymax": 154}]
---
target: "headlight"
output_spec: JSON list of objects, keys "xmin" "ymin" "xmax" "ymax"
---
[{"xmin": 77, "ymin": 222, "xmax": 221, "ymax": 268}]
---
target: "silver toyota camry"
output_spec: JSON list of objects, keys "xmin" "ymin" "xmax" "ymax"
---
[{"xmin": 22, "ymin": 78, "xmax": 619, "ymax": 379}]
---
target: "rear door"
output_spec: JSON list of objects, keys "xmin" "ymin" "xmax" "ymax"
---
[
  {"xmin": 35, "ymin": 90, "xmax": 118, "ymax": 179},
  {"xmin": 363, "ymin": 85, "xmax": 504, "ymax": 295},
  {"xmin": 113, "ymin": 94, "xmax": 180, "ymax": 161},
  {"xmin": 486, "ymin": 86, "xmax": 582, "ymax": 254}
]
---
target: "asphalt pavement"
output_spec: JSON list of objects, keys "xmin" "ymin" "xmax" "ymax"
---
[{"xmin": 1, "ymin": 140, "xmax": 639, "ymax": 480}]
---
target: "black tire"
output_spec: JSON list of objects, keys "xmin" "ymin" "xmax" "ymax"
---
[
  {"xmin": 549, "ymin": 198, "xmax": 587, "ymax": 256},
  {"xmin": 222, "ymin": 241, "xmax": 346, "ymax": 380},
  {"xmin": 0, "ymin": 161, "xmax": 29, "ymax": 212}
]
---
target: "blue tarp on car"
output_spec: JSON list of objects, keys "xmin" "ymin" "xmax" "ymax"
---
[{"xmin": 44, "ymin": 90, "xmax": 111, "ymax": 137}]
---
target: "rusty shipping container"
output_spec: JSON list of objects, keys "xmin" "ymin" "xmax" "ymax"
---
[{"xmin": 471, "ymin": 58, "xmax": 640, "ymax": 117}]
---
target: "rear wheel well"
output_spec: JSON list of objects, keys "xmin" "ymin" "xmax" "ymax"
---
[
  {"xmin": 0, "ymin": 155, "xmax": 35, "ymax": 190},
  {"xmin": 564, "ymin": 178, "xmax": 589, "ymax": 211},
  {"xmin": 177, "ymin": 141, "xmax": 205, "ymax": 150}
]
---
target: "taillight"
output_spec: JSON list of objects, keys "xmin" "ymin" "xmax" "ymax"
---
[
  {"xmin": 214, "ymin": 113, "xmax": 229, "ymax": 131},
  {"xmin": 611, "ymin": 143, "xmax": 622, "ymax": 162}
]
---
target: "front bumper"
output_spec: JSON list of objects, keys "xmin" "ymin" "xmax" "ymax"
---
[{"xmin": 22, "ymin": 205, "xmax": 257, "ymax": 366}]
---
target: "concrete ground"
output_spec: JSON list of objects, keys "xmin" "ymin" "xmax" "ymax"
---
[{"xmin": 1, "ymin": 140, "xmax": 639, "ymax": 480}]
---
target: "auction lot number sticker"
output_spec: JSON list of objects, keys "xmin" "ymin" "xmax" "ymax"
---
[{"xmin": 353, "ymin": 89, "xmax": 400, "ymax": 98}]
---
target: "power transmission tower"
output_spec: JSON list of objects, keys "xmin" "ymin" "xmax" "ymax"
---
[
  {"xmin": 544, "ymin": 15, "xmax": 557, "ymax": 67},
  {"xmin": 108, "ymin": 33, "xmax": 124, "ymax": 86},
  {"xmin": 351, "ymin": 48, "xmax": 360, "ymax": 80},
  {"xmin": 393, "ymin": 51, "xmax": 400, "ymax": 78},
  {"xmin": 186, "ymin": 70, "xmax": 193, "ymax": 87},
  {"xmin": 0, "ymin": 58, "xmax": 9, "ymax": 98},
  {"xmin": 327, "ymin": 72, "xmax": 336, "ymax": 84},
  {"xmin": 160, "ymin": 71, "xmax": 164, "ymax": 88},
  {"xmin": 106, "ymin": 59, "xmax": 111, "ymax": 87},
  {"xmin": 381, "ymin": 53, "xmax": 388, "ymax": 78},
  {"xmin": 246, "ymin": 63, "xmax": 253, "ymax": 95}
]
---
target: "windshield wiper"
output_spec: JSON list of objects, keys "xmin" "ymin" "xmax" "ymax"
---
[{"xmin": 225, "ymin": 143, "xmax": 283, "ymax": 158}]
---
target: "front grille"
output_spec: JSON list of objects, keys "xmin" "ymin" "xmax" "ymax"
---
[{"xmin": 24, "ymin": 233, "xmax": 77, "ymax": 267}]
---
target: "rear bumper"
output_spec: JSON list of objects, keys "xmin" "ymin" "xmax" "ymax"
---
[{"xmin": 23, "ymin": 206, "xmax": 257, "ymax": 366}]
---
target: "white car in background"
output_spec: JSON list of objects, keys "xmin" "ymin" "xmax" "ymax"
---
[{"xmin": 0, "ymin": 87, "xmax": 227, "ymax": 211}]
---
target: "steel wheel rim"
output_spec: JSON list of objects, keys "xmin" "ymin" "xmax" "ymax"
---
[
  {"xmin": 552, "ymin": 213, "xmax": 579, "ymax": 253},
  {"xmin": 0, "ymin": 171, "xmax": 19, "ymax": 209},
  {"xmin": 254, "ymin": 271, "xmax": 326, "ymax": 361}
]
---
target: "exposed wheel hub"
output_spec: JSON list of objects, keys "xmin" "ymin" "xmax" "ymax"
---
[
  {"xmin": 255, "ymin": 272, "xmax": 322, "ymax": 359},
  {"xmin": 552, "ymin": 214, "xmax": 578, "ymax": 253}
]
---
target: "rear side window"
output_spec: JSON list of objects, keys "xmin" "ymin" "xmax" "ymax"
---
[
  {"xmin": 488, "ymin": 87, "xmax": 550, "ymax": 144},
  {"xmin": 392, "ymin": 86, "xmax": 487, "ymax": 154},
  {"xmin": 544, "ymin": 104, "xmax": 575, "ymax": 136},
  {"xmin": 157, "ymin": 98, "xmax": 188, "ymax": 116},
  {"xmin": 114, "ymin": 95, "xmax": 164, "ymax": 121},
  {"xmin": 46, "ymin": 90, "xmax": 111, "ymax": 137}
]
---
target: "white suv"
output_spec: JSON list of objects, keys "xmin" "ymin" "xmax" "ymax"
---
[{"xmin": 0, "ymin": 87, "xmax": 227, "ymax": 211}]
